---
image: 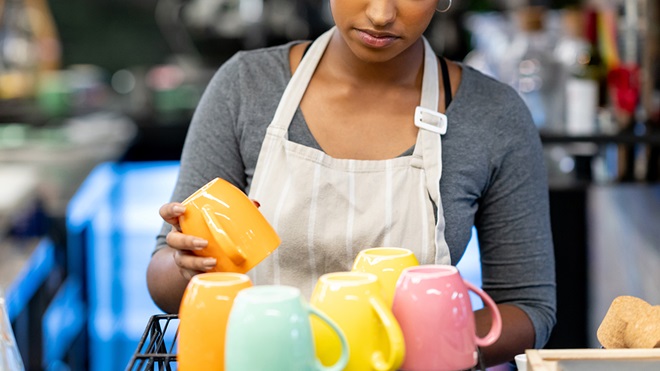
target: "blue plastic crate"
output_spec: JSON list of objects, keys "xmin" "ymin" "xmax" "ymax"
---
[{"xmin": 65, "ymin": 161, "xmax": 180, "ymax": 371}]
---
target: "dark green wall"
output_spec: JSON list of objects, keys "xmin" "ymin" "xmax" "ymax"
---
[{"xmin": 48, "ymin": 0, "xmax": 171, "ymax": 72}]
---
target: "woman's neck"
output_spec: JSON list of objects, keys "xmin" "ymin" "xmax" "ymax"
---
[{"xmin": 322, "ymin": 33, "xmax": 425, "ymax": 88}]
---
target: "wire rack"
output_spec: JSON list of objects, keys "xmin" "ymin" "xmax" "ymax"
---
[
  {"xmin": 124, "ymin": 313, "xmax": 490, "ymax": 371},
  {"xmin": 125, "ymin": 314, "xmax": 179, "ymax": 371}
]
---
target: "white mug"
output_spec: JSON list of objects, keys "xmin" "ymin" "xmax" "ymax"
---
[{"xmin": 515, "ymin": 353, "xmax": 527, "ymax": 371}]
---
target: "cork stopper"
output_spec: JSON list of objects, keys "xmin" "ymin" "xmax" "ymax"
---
[
  {"xmin": 516, "ymin": 6, "xmax": 546, "ymax": 32},
  {"xmin": 561, "ymin": 7, "xmax": 585, "ymax": 39}
]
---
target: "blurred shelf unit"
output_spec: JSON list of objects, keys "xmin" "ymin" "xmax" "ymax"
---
[{"xmin": 61, "ymin": 161, "xmax": 180, "ymax": 371}]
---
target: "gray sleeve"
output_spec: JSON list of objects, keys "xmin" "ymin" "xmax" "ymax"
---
[
  {"xmin": 154, "ymin": 53, "xmax": 248, "ymax": 250},
  {"xmin": 474, "ymin": 88, "xmax": 557, "ymax": 349}
]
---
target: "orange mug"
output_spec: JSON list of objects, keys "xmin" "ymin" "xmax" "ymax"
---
[
  {"xmin": 179, "ymin": 177, "xmax": 281, "ymax": 273},
  {"xmin": 177, "ymin": 272, "xmax": 252, "ymax": 370}
]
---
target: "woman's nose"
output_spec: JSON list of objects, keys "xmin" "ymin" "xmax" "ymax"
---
[{"xmin": 365, "ymin": 0, "xmax": 396, "ymax": 27}]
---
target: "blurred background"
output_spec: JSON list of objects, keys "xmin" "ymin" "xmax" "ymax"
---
[{"xmin": 0, "ymin": 0, "xmax": 658, "ymax": 370}]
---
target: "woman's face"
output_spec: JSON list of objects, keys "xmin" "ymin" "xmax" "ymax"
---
[{"xmin": 329, "ymin": 0, "xmax": 439, "ymax": 63}]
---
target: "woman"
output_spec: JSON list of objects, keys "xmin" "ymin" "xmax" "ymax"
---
[{"xmin": 147, "ymin": 0, "xmax": 556, "ymax": 366}]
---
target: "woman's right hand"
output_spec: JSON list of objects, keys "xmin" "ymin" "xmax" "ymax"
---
[{"xmin": 158, "ymin": 202, "xmax": 217, "ymax": 280}]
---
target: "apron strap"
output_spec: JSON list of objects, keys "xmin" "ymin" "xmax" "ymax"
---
[
  {"xmin": 420, "ymin": 36, "xmax": 439, "ymax": 112},
  {"xmin": 267, "ymin": 27, "xmax": 335, "ymax": 134},
  {"xmin": 415, "ymin": 38, "xmax": 444, "ymax": 210}
]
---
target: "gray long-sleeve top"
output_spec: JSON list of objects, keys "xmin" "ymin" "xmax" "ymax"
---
[{"xmin": 155, "ymin": 41, "xmax": 557, "ymax": 348}]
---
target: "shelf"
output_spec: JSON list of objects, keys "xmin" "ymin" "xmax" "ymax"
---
[{"xmin": 540, "ymin": 132, "xmax": 660, "ymax": 145}]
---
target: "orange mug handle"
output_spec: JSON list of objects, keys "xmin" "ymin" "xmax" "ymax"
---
[{"xmin": 201, "ymin": 205, "xmax": 247, "ymax": 265}]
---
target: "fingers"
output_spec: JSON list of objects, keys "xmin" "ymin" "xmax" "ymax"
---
[
  {"xmin": 172, "ymin": 250, "xmax": 217, "ymax": 280},
  {"xmin": 166, "ymin": 227, "xmax": 208, "ymax": 251},
  {"xmin": 160, "ymin": 201, "xmax": 217, "ymax": 281},
  {"xmin": 159, "ymin": 202, "xmax": 186, "ymax": 230}
]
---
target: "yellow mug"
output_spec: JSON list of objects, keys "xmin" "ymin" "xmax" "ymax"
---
[
  {"xmin": 311, "ymin": 272, "xmax": 405, "ymax": 371},
  {"xmin": 177, "ymin": 272, "xmax": 252, "ymax": 370},
  {"xmin": 351, "ymin": 247, "xmax": 419, "ymax": 306},
  {"xmin": 179, "ymin": 177, "xmax": 281, "ymax": 273}
]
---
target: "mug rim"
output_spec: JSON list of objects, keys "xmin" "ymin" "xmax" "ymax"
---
[
  {"xmin": 320, "ymin": 271, "xmax": 378, "ymax": 285},
  {"xmin": 515, "ymin": 353, "xmax": 527, "ymax": 370},
  {"xmin": 238, "ymin": 285, "xmax": 301, "ymax": 303},
  {"xmin": 181, "ymin": 177, "xmax": 221, "ymax": 204},
  {"xmin": 358, "ymin": 247, "xmax": 414, "ymax": 257},
  {"xmin": 191, "ymin": 272, "xmax": 251, "ymax": 287},
  {"xmin": 402, "ymin": 264, "xmax": 458, "ymax": 277}
]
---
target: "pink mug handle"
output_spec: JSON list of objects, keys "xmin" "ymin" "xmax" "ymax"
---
[{"xmin": 463, "ymin": 280, "xmax": 502, "ymax": 347}]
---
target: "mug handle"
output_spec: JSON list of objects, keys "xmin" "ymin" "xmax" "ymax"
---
[
  {"xmin": 307, "ymin": 306, "xmax": 350, "ymax": 371},
  {"xmin": 200, "ymin": 205, "xmax": 247, "ymax": 265},
  {"xmin": 463, "ymin": 280, "xmax": 503, "ymax": 347},
  {"xmin": 368, "ymin": 295, "xmax": 405, "ymax": 371}
]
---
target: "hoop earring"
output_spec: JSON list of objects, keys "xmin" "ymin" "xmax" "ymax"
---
[{"xmin": 436, "ymin": 0, "xmax": 452, "ymax": 13}]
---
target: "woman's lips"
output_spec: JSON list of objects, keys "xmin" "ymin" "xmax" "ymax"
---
[{"xmin": 356, "ymin": 29, "xmax": 398, "ymax": 48}]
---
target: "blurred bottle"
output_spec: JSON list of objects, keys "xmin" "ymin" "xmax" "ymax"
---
[
  {"xmin": 0, "ymin": 0, "xmax": 60, "ymax": 100},
  {"xmin": 503, "ymin": 6, "xmax": 564, "ymax": 132},
  {"xmin": 1, "ymin": 290, "xmax": 25, "ymax": 371},
  {"xmin": 0, "ymin": 0, "xmax": 38, "ymax": 99},
  {"xmin": 26, "ymin": 0, "xmax": 61, "ymax": 71},
  {"xmin": 555, "ymin": 8, "xmax": 607, "ymax": 135},
  {"xmin": 463, "ymin": 12, "xmax": 512, "ymax": 79}
]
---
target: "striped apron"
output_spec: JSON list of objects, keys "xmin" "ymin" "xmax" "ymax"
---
[{"xmin": 248, "ymin": 27, "xmax": 450, "ymax": 298}]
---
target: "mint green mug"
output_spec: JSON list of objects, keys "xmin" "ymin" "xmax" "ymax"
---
[{"xmin": 225, "ymin": 285, "xmax": 349, "ymax": 371}]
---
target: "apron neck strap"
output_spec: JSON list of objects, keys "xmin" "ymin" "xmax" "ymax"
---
[
  {"xmin": 420, "ymin": 37, "xmax": 439, "ymax": 111},
  {"xmin": 268, "ymin": 27, "xmax": 334, "ymax": 132},
  {"xmin": 269, "ymin": 27, "xmax": 440, "ymax": 132}
]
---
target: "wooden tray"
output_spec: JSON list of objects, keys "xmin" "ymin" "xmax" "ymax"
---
[{"xmin": 526, "ymin": 348, "xmax": 660, "ymax": 371}]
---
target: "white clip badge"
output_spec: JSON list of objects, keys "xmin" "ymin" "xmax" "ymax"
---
[{"xmin": 414, "ymin": 106, "xmax": 447, "ymax": 135}]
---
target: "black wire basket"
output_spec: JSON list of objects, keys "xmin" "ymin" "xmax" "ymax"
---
[
  {"xmin": 125, "ymin": 314, "xmax": 179, "ymax": 371},
  {"xmin": 124, "ymin": 313, "xmax": 489, "ymax": 371}
]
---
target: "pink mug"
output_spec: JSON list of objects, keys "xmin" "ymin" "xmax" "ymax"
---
[{"xmin": 392, "ymin": 265, "xmax": 502, "ymax": 371}]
